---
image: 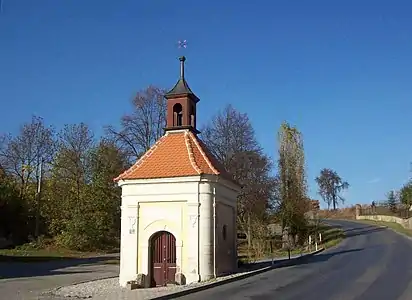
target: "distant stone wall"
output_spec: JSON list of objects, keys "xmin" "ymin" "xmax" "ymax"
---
[{"xmin": 355, "ymin": 204, "xmax": 412, "ymax": 230}]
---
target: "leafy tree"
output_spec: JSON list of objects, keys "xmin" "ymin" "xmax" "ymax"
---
[
  {"xmin": 315, "ymin": 168, "xmax": 349, "ymax": 210},
  {"xmin": 106, "ymin": 85, "xmax": 167, "ymax": 163},
  {"xmin": 87, "ymin": 139, "xmax": 128, "ymax": 247},
  {"xmin": 386, "ymin": 190, "xmax": 397, "ymax": 213},
  {"xmin": 49, "ymin": 123, "xmax": 96, "ymax": 250},
  {"xmin": 399, "ymin": 181, "xmax": 412, "ymax": 207},
  {"xmin": 277, "ymin": 121, "xmax": 308, "ymax": 247},
  {"xmin": 0, "ymin": 167, "xmax": 29, "ymax": 244}
]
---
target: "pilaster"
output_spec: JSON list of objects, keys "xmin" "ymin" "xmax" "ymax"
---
[
  {"xmin": 119, "ymin": 204, "xmax": 139, "ymax": 287},
  {"xmin": 199, "ymin": 182, "xmax": 214, "ymax": 281},
  {"xmin": 186, "ymin": 202, "xmax": 200, "ymax": 283}
]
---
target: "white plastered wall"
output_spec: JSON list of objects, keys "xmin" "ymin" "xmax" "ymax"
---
[
  {"xmin": 215, "ymin": 182, "xmax": 238, "ymax": 276},
  {"xmin": 117, "ymin": 175, "xmax": 240, "ymax": 287}
]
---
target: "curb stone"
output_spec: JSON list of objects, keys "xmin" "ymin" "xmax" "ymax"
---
[{"xmin": 150, "ymin": 248, "xmax": 325, "ymax": 300}]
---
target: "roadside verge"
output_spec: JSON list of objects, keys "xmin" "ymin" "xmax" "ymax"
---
[{"xmin": 353, "ymin": 219, "xmax": 412, "ymax": 240}]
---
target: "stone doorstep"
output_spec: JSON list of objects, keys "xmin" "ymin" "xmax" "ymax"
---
[
  {"xmin": 142, "ymin": 248, "xmax": 325, "ymax": 300},
  {"xmin": 127, "ymin": 282, "xmax": 140, "ymax": 290}
]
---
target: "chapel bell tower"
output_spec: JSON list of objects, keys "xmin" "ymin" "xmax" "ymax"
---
[{"xmin": 164, "ymin": 56, "xmax": 200, "ymax": 134}]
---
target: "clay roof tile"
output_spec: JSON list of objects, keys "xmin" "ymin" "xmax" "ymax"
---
[{"xmin": 114, "ymin": 130, "xmax": 234, "ymax": 183}]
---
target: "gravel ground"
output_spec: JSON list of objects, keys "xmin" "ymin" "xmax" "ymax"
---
[
  {"xmin": 48, "ymin": 255, "xmax": 308, "ymax": 300},
  {"xmin": 49, "ymin": 269, "xmax": 270, "ymax": 300},
  {"xmin": 52, "ymin": 277, "xmax": 122, "ymax": 298}
]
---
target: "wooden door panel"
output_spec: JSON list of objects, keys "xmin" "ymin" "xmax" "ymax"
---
[
  {"xmin": 151, "ymin": 231, "xmax": 177, "ymax": 287},
  {"xmin": 167, "ymin": 266, "xmax": 177, "ymax": 283}
]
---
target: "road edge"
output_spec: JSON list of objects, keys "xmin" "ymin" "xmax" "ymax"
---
[
  {"xmin": 337, "ymin": 219, "xmax": 412, "ymax": 243},
  {"xmin": 150, "ymin": 248, "xmax": 325, "ymax": 300},
  {"xmin": 353, "ymin": 220, "xmax": 412, "ymax": 242},
  {"xmin": 350, "ymin": 219, "xmax": 388, "ymax": 229}
]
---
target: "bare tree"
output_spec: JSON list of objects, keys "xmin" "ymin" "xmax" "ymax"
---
[
  {"xmin": 0, "ymin": 134, "xmax": 9, "ymax": 171},
  {"xmin": 315, "ymin": 168, "xmax": 349, "ymax": 210},
  {"xmin": 106, "ymin": 85, "xmax": 167, "ymax": 162},
  {"xmin": 201, "ymin": 104, "xmax": 261, "ymax": 171},
  {"xmin": 0, "ymin": 116, "xmax": 55, "ymax": 238},
  {"xmin": 201, "ymin": 105, "xmax": 276, "ymax": 259},
  {"xmin": 233, "ymin": 151, "xmax": 277, "ymax": 218},
  {"xmin": 53, "ymin": 123, "xmax": 95, "ymax": 204},
  {"xmin": 0, "ymin": 116, "xmax": 55, "ymax": 197}
]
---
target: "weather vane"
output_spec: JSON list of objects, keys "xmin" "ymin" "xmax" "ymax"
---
[{"xmin": 178, "ymin": 40, "xmax": 187, "ymax": 49}]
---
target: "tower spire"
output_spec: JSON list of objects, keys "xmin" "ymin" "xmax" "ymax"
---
[
  {"xmin": 164, "ymin": 56, "xmax": 200, "ymax": 134},
  {"xmin": 164, "ymin": 56, "xmax": 199, "ymax": 102},
  {"xmin": 180, "ymin": 56, "xmax": 186, "ymax": 79}
]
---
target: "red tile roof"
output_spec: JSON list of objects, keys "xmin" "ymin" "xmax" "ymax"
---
[{"xmin": 114, "ymin": 130, "xmax": 233, "ymax": 182}]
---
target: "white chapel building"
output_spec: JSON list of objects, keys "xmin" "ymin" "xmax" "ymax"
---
[{"xmin": 114, "ymin": 56, "xmax": 241, "ymax": 288}]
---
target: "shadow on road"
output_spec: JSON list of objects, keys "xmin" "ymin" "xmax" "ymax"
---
[
  {"xmin": 0, "ymin": 255, "xmax": 119, "ymax": 279},
  {"xmin": 338, "ymin": 226, "xmax": 386, "ymax": 238},
  {"xmin": 296, "ymin": 248, "xmax": 363, "ymax": 266}
]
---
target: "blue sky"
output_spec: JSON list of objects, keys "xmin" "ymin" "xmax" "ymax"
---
[{"xmin": 1, "ymin": 0, "xmax": 412, "ymax": 207}]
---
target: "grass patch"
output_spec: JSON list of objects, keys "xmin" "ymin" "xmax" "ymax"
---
[
  {"xmin": 272, "ymin": 248, "xmax": 305, "ymax": 258},
  {"xmin": 0, "ymin": 249, "xmax": 105, "ymax": 262},
  {"xmin": 0, "ymin": 241, "xmax": 114, "ymax": 263},
  {"xmin": 322, "ymin": 227, "xmax": 345, "ymax": 248},
  {"xmin": 354, "ymin": 219, "xmax": 412, "ymax": 237},
  {"xmin": 102, "ymin": 258, "xmax": 120, "ymax": 265}
]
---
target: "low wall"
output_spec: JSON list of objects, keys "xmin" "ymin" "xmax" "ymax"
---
[{"xmin": 356, "ymin": 214, "xmax": 412, "ymax": 229}]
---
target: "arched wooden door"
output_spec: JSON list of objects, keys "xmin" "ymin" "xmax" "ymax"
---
[{"xmin": 150, "ymin": 231, "xmax": 176, "ymax": 287}]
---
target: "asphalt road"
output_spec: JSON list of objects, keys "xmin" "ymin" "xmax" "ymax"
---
[
  {"xmin": 177, "ymin": 220, "xmax": 412, "ymax": 300},
  {"xmin": 0, "ymin": 254, "xmax": 119, "ymax": 300}
]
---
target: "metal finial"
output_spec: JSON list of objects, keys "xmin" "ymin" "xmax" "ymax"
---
[
  {"xmin": 179, "ymin": 56, "xmax": 186, "ymax": 79},
  {"xmin": 178, "ymin": 40, "xmax": 187, "ymax": 49}
]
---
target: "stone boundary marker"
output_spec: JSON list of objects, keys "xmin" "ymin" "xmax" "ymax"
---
[{"xmin": 151, "ymin": 248, "xmax": 325, "ymax": 300}]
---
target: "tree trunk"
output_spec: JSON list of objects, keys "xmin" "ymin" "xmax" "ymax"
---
[{"xmin": 247, "ymin": 214, "xmax": 251, "ymax": 260}]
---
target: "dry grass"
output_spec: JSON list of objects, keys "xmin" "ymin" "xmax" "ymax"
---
[
  {"xmin": 0, "ymin": 241, "xmax": 114, "ymax": 262},
  {"xmin": 238, "ymin": 223, "xmax": 345, "ymax": 262},
  {"xmin": 318, "ymin": 207, "xmax": 357, "ymax": 220}
]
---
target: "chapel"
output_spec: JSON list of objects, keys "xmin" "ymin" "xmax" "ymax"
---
[{"xmin": 114, "ymin": 56, "xmax": 241, "ymax": 288}]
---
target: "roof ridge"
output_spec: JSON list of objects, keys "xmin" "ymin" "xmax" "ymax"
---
[
  {"xmin": 188, "ymin": 131, "xmax": 219, "ymax": 175},
  {"xmin": 114, "ymin": 135, "xmax": 167, "ymax": 181},
  {"xmin": 184, "ymin": 131, "xmax": 202, "ymax": 175}
]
